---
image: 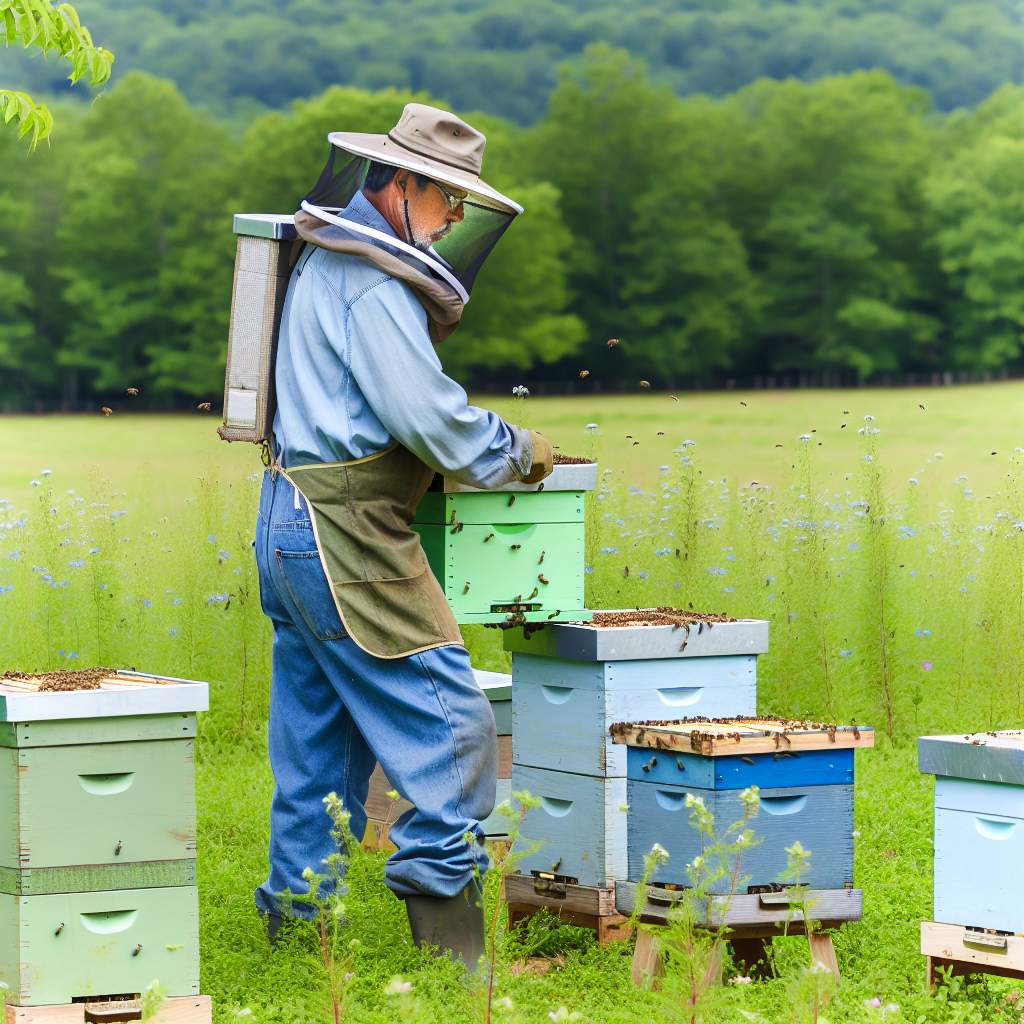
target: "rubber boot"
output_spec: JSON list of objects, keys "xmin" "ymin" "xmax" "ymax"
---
[{"xmin": 404, "ymin": 880, "xmax": 485, "ymax": 970}]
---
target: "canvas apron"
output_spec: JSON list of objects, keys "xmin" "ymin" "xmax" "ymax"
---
[{"xmin": 275, "ymin": 445, "xmax": 462, "ymax": 659}]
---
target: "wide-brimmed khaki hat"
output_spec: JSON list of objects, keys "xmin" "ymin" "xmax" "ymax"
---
[{"xmin": 328, "ymin": 103, "xmax": 522, "ymax": 215}]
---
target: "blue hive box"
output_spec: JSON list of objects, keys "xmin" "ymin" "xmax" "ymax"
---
[
  {"xmin": 920, "ymin": 731, "xmax": 1024, "ymax": 932},
  {"xmin": 614, "ymin": 718, "xmax": 873, "ymax": 892},
  {"xmin": 507, "ymin": 615, "xmax": 769, "ymax": 887}
]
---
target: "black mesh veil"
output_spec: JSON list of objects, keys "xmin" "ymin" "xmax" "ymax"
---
[{"xmin": 301, "ymin": 146, "xmax": 518, "ymax": 302}]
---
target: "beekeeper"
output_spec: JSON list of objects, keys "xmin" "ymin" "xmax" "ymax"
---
[{"xmin": 252, "ymin": 103, "xmax": 552, "ymax": 966}]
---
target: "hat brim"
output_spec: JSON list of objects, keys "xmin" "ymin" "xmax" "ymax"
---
[{"xmin": 327, "ymin": 131, "xmax": 523, "ymax": 215}]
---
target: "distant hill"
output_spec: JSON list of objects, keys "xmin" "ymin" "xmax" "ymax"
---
[{"xmin": 2, "ymin": 0, "xmax": 1020, "ymax": 121}]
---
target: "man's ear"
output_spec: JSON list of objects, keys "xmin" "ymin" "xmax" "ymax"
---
[{"xmin": 395, "ymin": 170, "xmax": 408, "ymax": 193}]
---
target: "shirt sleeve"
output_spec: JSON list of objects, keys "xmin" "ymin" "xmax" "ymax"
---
[{"xmin": 344, "ymin": 276, "xmax": 533, "ymax": 488}]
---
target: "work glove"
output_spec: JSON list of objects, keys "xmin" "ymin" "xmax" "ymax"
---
[{"xmin": 522, "ymin": 429, "xmax": 554, "ymax": 484}]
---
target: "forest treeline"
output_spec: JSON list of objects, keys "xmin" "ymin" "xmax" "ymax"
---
[
  {"xmin": 3, "ymin": 0, "xmax": 1022, "ymax": 123},
  {"xmin": 3, "ymin": 47, "xmax": 1024, "ymax": 408}
]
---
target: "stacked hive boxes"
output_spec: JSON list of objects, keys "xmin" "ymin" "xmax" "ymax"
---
[
  {"xmin": 412, "ymin": 462, "xmax": 596, "ymax": 625},
  {"xmin": 504, "ymin": 615, "xmax": 768, "ymax": 887},
  {"xmin": 919, "ymin": 732, "xmax": 1024, "ymax": 933},
  {"xmin": 0, "ymin": 672, "xmax": 208, "ymax": 1015},
  {"xmin": 613, "ymin": 718, "xmax": 873, "ymax": 892}
]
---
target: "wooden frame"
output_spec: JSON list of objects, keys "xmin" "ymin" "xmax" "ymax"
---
[
  {"xmin": 610, "ymin": 718, "xmax": 875, "ymax": 757},
  {"xmin": 5, "ymin": 996, "xmax": 211, "ymax": 1023},
  {"xmin": 503, "ymin": 873, "xmax": 632, "ymax": 944},
  {"xmin": 922, "ymin": 921, "xmax": 1024, "ymax": 986}
]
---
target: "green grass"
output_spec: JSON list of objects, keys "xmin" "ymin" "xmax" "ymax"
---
[{"xmin": 3, "ymin": 388, "xmax": 1024, "ymax": 1022}]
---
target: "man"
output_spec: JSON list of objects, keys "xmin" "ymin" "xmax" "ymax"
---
[{"xmin": 252, "ymin": 104, "xmax": 552, "ymax": 967}]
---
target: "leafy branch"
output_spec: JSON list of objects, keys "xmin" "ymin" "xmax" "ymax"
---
[{"xmin": 1, "ymin": 0, "xmax": 114, "ymax": 147}]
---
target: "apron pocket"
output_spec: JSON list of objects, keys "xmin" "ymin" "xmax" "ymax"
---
[{"xmin": 274, "ymin": 549, "xmax": 348, "ymax": 641}]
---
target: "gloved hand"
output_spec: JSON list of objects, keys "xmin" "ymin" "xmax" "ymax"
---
[{"xmin": 522, "ymin": 429, "xmax": 554, "ymax": 484}]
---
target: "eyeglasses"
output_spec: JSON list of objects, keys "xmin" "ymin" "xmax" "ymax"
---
[{"xmin": 430, "ymin": 180, "xmax": 469, "ymax": 213}]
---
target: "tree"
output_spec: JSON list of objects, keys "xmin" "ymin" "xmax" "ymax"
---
[
  {"xmin": 523, "ymin": 45, "xmax": 682, "ymax": 379},
  {"xmin": 1, "ymin": 0, "xmax": 113, "ymax": 147},
  {"xmin": 54, "ymin": 72, "xmax": 232, "ymax": 401},
  {"xmin": 722, "ymin": 71, "xmax": 940, "ymax": 379},
  {"xmin": 927, "ymin": 133, "xmax": 1024, "ymax": 370},
  {"xmin": 621, "ymin": 98, "xmax": 761, "ymax": 381}
]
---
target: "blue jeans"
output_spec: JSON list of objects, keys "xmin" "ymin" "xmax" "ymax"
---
[{"xmin": 253, "ymin": 469, "xmax": 497, "ymax": 916}]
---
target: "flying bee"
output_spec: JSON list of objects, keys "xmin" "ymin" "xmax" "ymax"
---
[
  {"xmin": 510, "ymin": 544, "xmax": 521, "ymax": 551},
  {"xmin": 579, "ymin": 369, "xmax": 590, "ymax": 378},
  {"xmin": 538, "ymin": 551, "xmax": 545, "ymax": 564},
  {"xmin": 196, "ymin": 402, "xmax": 212, "ymax": 412},
  {"xmin": 639, "ymin": 380, "xmax": 651, "ymax": 389},
  {"xmin": 100, "ymin": 407, "xmax": 113, "ymax": 416},
  {"xmin": 669, "ymin": 395, "xmax": 679, "ymax": 402},
  {"xmin": 463, "ymin": 582, "xmax": 470, "ymax": 594},
  {"xmin": 538, "ymin": 573, "xmax": 549, "ymax": 585},
  {"xmin": 607, "ymin": 338, "xmax": 620, "ymax": 348},
  {"xmin": 507, "ymin": 494, "xmax": 516, "ymax": 507},
  {"xmin": 483, "ymin": 532, "xmax": 495, "ymax": 543},
  {"xmin": 126, "ymin": 387, "xmax": 140, "ymax": 396}
]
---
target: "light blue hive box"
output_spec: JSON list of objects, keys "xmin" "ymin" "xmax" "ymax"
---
[
  {"xmin": 920, "ymin": 731, "xmax": 1024, "ymax": 933},
  {"xmin": 504, "ymin": 614, "xmax": 769, "ymax": 887}
]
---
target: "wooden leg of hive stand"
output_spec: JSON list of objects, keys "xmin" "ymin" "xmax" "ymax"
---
[
  {"xmin": 595, "ymin": 914, "xmax": 633, "ymax": 944},
  {"xmin": 730, "ymin": 936, "xmax": 773, "ymax": 979},
  {"xmin": 632, "ymin": 929, "xmax": 665, "ymax": 988},
  {"xmin": 808, "ymin": 932, "xmax": 840, "ymax": 980}
]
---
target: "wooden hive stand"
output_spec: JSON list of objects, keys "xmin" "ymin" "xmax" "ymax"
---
[
  {"xmin": 922, "ymin": 922, "xmax": 1024, "ymax": 987},
  {"xmin": 5, "ymin": 995, "xmax": 212, "ymax": 1023},
  {"xmin": 504, "ymin": 873, "xmax": 633, "ymax": 944},
  {"xmin": 620, "ymin": 882, "xmax": 863, "ymax": 987}
]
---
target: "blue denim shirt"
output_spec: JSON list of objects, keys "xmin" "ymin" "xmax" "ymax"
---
[{"xmin": 272, "ymin": 192, "xmax": 531, "ymax": 487}]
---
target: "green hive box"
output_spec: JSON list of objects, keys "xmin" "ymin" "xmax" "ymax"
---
[
  {"xmin": 0, "ymin": 671, "xmax": 208, "ymax": 1007},
  {"xmin": 412, "ymin": 462, "xmax": 597, "ymax": 624}
]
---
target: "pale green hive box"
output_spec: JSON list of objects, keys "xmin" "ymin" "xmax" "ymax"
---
[
  {"xmin": 412, "ymin": 462, "xmax": 597, "ymax": 625},
  {"xmin": 0, "ymin": 670, "xmax": 208, "ymax": 1006}
]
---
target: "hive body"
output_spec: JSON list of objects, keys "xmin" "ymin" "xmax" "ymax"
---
[
  {"xmin": 506, "ymin": 617, "xmax": 769, "ymax": 887},
  {"xmin": 619, "ymin": 720, "xmax": 870, "ymax": 891},
  {"xmin": 0, "ymin": 674, "xmax": 208, "ymax": 1007},
  {"xmin": 920, "ymin": 733, "xmax": 1024, "ymax": 933},
  {"xmin": 412, "ymin": 465, "xmax": 596, "ymax": 625}
]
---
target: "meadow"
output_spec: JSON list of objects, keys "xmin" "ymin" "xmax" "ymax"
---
[{"xmin": 3, "ymin": 385, "xmax": 1024, "ymax": 1022}]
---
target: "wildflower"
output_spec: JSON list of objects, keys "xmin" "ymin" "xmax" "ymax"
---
[
  {"xmin": 168, "ymin": 628, "xmax": 178, "ymax": 638},
  {"xmin": 864, "ymin": 414, "xmax": 875, "ymax": 422},
  {"xmin": 864, "ymin": 998, "xmax": 882, "ymax": 1009},
  {"xmin": 548, "ymin": 1008, "xmax": 581, "ymax": 1022},
  {"xmin": 863, "ymin": 454, "xmax": 874, "ymax": 462},
  {"xmin": 384, "ymin": 977, "xmax": 412, "ymax": 996},
  {"xmin": 739, "ymin": 786, "xmax": 760, "ymax": 811},
  {"xmin": 584, "ymin": 565, "xmax": 594, "ymax": 574},
  {"xmin": 585, "ymin": 423, "xmax": 598, "ymax": 431},
  {"xmin": 908, "ymin": 477, "xmax": 919, "ymax": 486},
  {"xmin": 218, "ymin": 549, "xmax": 231, "ymax": 562},
  {"xmin": 599, "ymin": 546, "xmax": 619, "ymax": 555},
  {"xmin": 511, "ymin": 385, "xmax": 530, "ymax": 398},
  {"xmin": 206, "ymin": 593, "xmax": 230, "ymax": 605},
  {"xmin": 173, "ymin": 597, "xmax": 184, "ymax": 606},
  {"xmin": 655, "ymin": 547, "xmax": 671, "ymax": 555},
  {"xmin": 207, "ymin": 534, "xmax": 217, "ymax": 543},
  {"xmin": 30, "ymin": 480, "xmax": 40, "ymax": 488},
  {"xmin": 494, "ymin": 996, "xmax": 514, "ymax": 1011},
  {"xmin": 707, "ymin": 566, "xmax": 727, "ymax": 576},
  {"xmin": 648, "ymin": 842, "xmax": 669, "ymax": 865},
  {"xmin": 923, "ymin": 661, "xmax": 933, "ymax": 671},
  {"xmin": 142, "ymin": 599, "xmax": 153, "ymax": 608},
  {"xmin": 637, "ymin": 571, "xmax": 649, "ymax": 579},
  {"xmin": 684, "ymin": 793, "xmax": 705, "ymax": 809},
  {"xmin": 840, "ymin": 649, "xmax": 853, "ymax": 658},
  {"xmin": 729, "ymin": 975, "xmax": 753, "ymax": 985},
  {"xmin": 799, "ymin": 434, "xmax": 812, "ymax": 442},
  {"xmin": 0, "ymin": 585, "xmax": 13, "ymax": 595},
  {"xmin": 89, "ymin": 547, "xmax": 101, "ymax": 555},
  {"xmin": 68, "ymin": 560, "xmax": 85, "ymax": 568},
  {"xmin": 41, "ymin": 469, "xmax": 52, "ymax": 477}
]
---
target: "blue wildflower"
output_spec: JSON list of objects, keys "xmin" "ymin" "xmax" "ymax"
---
[
  {"xmin": 708, "ymin": 567, "xmax": 727, "ymax": 576},
  {"xmin": 68, "ymin": 560, "xmax": 85, "ymax": 568},
  {"xmin": 839, "ymin": 649, "xmax": 853, "ymax": 658},
  {"xmin": 584, "ymin": 565, "xmax": 594, "ymax": 575},
  {"xmin": 723, "ymin": 587, "xmax": 734, "ymax": 593},
  {"xmin": 207, "ymin": 534, "xmax": 217, "ymax": 543},
  {"xmin": 600, "ymin": 546, "xmax": 619, "ymax": 555},
  {"xmin": 142, "ymin": 599, "xmax": 153, "ymax": 609},
  {"xmin": 168, "ymin": 628, "xmax": 179, "ymax": 637}
]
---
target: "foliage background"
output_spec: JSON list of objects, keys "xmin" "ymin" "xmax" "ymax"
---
[{"xmin": 4, "ymin": 5, "xmax": 1024, "ymax": 408}]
